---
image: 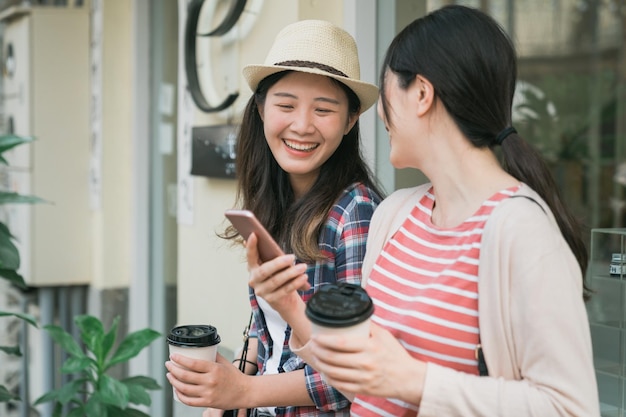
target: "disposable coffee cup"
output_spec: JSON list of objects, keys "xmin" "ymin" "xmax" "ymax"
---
[
  {"xmin": 167, "ymin": 324, "xmax": 221, "ymax": 402},
  {"xmin": 305, "ymin": 282, "xmax": 374, "ymax": 340}
]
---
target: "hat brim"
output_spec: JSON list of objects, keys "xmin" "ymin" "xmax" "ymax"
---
[{"xmin": 242, "ymin": 64, "xmax": 379, "ymax": 112}]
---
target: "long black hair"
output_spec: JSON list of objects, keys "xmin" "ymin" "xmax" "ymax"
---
[
  {"xmin": 379, "ymin": 5, "xmax": 591, "ymax": 300},
  {"xmin": 223, "ymin": 70, "xmax": 382, "ymax": 262}
]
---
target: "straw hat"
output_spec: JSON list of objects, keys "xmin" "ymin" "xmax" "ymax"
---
[{"xmin": 242, "ymin": 20, "xmax": 379, "ymax": 112}]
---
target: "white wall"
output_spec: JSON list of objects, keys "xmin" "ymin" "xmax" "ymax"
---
[{"xmin": 93, "ymin": 0, "xmax": 133, "ymax": 290}]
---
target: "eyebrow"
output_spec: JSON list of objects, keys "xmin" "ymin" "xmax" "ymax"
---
[{"xmin": 272, "ymin": 92, "xmax": 341, "ymax": 105}]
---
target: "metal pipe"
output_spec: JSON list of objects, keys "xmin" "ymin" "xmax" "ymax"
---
[
  {"xmin": 70, "ymin": 286, "xmax": 84, "ymax": 340},
  {"xmin": 58, "ymin": 287, "xmax": 70, "ymax": 388},
  {"xmin": 38, "ymin": 287, "xmax": 55, "ymax": 417},
  {"xmin": 70, "ymin": 285, "xmax": 87, "ymax": 405},
  {"xmin": 18, "ymin": 290, "xmax": 31, "ymax": 417}
]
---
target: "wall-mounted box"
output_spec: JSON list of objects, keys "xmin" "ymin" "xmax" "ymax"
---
[
  {"xmin": 0, "ymin": 5, "xmax": 91, "ymax": 286},
  {"xmin": 190, "ymin": 124, "xmax": 238, "ymax": 179}
]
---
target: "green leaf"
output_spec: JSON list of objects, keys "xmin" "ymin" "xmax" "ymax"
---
[
  {"xmin": 0, "ymin": 191, "xmax": 47, "ymax": 205},
  {"xmin": 101, "ymin": 316, "xmax": 120, "ymax": 361},
  {"xmin": 57, "ymin": 379, "xmax": 85, "ymax": 405},
  {"xmin": 61, "ymin": 356, "xmax": 94, "ymax": 374},
  {"xmin": 75, "ymin": 315, "xmax": 105, "ymax": 359},
  {"xmin": 0, "ymin": 228, "xmax": 19, "ymax": 270},
  {"xmin": 0, "ymin": 384, "xmax": 19, "ymax": 402},
  {"xmin": 44, "ymin": 324, "xmax": 85, "ymax": 358},
  {"xmin": 106, "ymin": 329, "xmax": 160, "ymax": 369},
  {"xmin": 0, "ymin": 222, "xmax": 14, "ymax": 239},
  {"xmin": 98, "ymin": 374, "xmax": 129, "ymax": 408},
  {"xmin": 125, "ymin": 383, "xmax": 151, "ymax": 407},
  {"xmin": 0, "ymin": 311, "xmax": 38, "ymax": 327},
  {"xmin": 0, "ymin": 134, "xmax": 34, "ymax": 155},
  {"xmin": 122, "ymin": 376, "xmax": 161, "ymax": 390},
  {"xmin": 66, "ymin": 406, "xmax": 86, "ymax": 417},
  {"xmin": 0, "ymin": 222, "xmax": 27, "ymax": 289},
  {"xmin": 85, "ymin": 394, "xmax": 107, "ymax": 417},
  {"xmin": 34, "ymin": 388, "xmax": 62, "ymax": 405},
  {"xmin": 0, "ymin": 268, "xmax": 28, "ymax": 290},
  {"xmin": 0, "ymin": 345, "xmax": 21, "ymax": 356},
  {"xmin": 52, "ymin": 401, "xmax": 63, "ymax": 417}
]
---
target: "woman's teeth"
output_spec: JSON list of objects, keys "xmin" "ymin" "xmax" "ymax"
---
[{"xmin": 284, "ymin": 140, "xmax": 319, "ymax": 151}]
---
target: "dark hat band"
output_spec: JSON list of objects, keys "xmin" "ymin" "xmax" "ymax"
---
[{"xmin": 275, "ymin": 60, "xmax": 348, "ymax": 78}]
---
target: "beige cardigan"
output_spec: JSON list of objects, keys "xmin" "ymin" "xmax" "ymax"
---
[{"xmin": 361, "ymin": 183, "xmax": 600, "ymax": 417}]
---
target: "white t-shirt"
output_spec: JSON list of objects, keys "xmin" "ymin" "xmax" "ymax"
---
[{"xmin": 255, "ymin": 297, "xmax": 288, "ymax": 416}]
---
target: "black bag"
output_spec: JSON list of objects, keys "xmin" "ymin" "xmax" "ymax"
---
[{"xmin": 223, "ymin": 314, "xmax": 254, "ymax": 417}]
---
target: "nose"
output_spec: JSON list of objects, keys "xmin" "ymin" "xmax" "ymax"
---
[{"xmin": 289, "ymin": 109, "xmax": 316, "ymax": 135}]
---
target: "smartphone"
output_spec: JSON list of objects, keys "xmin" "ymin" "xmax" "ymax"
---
[{"xmin": 225, "ymin": 209, "xmax": 285, "ymax": 263}]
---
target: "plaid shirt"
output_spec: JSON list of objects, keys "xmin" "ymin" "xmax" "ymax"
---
[{"xmin": 249, "ymin": 183, "xmax": 381, "ymax": 417}]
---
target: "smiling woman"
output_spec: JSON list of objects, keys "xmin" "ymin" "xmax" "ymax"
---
[{"xmin": 165, "ymin": 19, "xmax": 383, "ymax": 417}]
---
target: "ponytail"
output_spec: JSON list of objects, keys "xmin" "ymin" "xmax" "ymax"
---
[{"xmin": 499, "ymin": 133, "xmax": 591, "ymax": 301}]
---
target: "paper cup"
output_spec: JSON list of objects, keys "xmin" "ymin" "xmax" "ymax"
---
[
  {"xmin": 306, "ymin": 282, "xmax": 374, "ymax": 341},
  {"xmin": 167, "ymin": 324, "xmax": 221, "ymax": 403}
]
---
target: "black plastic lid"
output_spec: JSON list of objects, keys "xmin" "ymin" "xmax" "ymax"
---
[
  {"xmin": 167, "ymin": 324, "xmax": 221, "ymax": 347},
  {"xmin": 305, "ymin": 282, "xmax": 374, "ymax": 328}
]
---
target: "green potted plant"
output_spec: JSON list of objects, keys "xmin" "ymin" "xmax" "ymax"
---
[{"xmin": 34, "ymin": 314, "xmax": 161, "ymax": 417}]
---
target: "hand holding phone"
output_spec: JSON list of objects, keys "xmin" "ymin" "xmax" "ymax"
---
[{"xmin": 225, "ymin": 209, "xmax": 285, "ymax": 263}]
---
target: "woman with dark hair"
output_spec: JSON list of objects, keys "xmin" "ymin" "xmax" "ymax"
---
[
  {"xmin": 165, "ymin": 19, "xmax": 382, "ymax": 416},
  {"xmin": 281, "ymin": 5, "xmax": 598, "ymax": 417}
]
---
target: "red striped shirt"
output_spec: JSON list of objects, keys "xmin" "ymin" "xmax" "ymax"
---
[{"xmin": 351, "ymin": 186, "xmax": 518, "ymax": 417}]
